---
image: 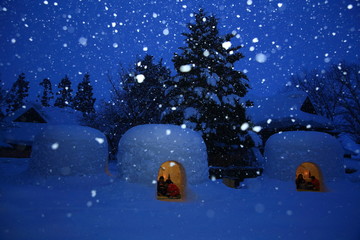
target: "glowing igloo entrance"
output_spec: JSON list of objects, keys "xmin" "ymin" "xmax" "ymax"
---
[
  {"xmin": 157, "ymin": 161, "xmax": 186, "ymax": 201},
  {"xmin": 295, "ymin": 162, "xmax": 323, "ymax": 191}
]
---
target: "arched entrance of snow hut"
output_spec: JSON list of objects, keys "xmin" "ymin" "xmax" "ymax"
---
[
  {"xmin": 157, "ymin": 161, "xmax": 186, "ymax": 201},
  {"xmin": 295, "ymin": 162, "xmax": 324, "ymax": 192}
]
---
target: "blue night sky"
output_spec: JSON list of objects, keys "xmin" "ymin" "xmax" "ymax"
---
[{"xmin": 0, "ymin": 0, "xmax": 359, "ymax": 100}]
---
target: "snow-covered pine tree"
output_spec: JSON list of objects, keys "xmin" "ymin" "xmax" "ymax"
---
[
  {"xmin": 6, "ymin": 73, "xmax": 30, "ymax": 114},
  {"xmin": 54, "ymin": 75, "xmax": 73, "ymax": 108},
  {"xmin": 163, "ymin": 9, "xmax": 254, "ymax": 166},
  {"xmin": 38, "ymin": 78, "xmax": 54, "ymax": 107},
  {"xmin": 73, "ymin": 73, "xmax": 96, "ymax": 115},
  {"xmin": 121, "ymin": 54, "xmax": 170, "ymax": 124}
]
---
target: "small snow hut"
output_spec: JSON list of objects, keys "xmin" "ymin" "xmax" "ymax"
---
[
  {"xmin": 117, "ymin": 124, "xmax": 208, "ymax": 201},
  {"xmin": 28, "ymin": 125, "xmax": 108, "ymax": 176},
  {"xmin": 263, "ymin": 131, "xmax": 344, "ymax": 191}
]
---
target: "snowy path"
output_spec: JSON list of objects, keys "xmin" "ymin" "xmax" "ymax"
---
[{"xmin": 0, "ymin": 158, "xmax": 359, "ymax": 240}]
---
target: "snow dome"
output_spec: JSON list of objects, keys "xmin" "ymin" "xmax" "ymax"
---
[
  {"xmin": 117, "ymin": 124, "xmax": 208, "ymax": 186},
  {"xmin": 29, "ymin": 125, "xmax": 108, "ymax": 176},
  {"xmin": 263, "ymin": 131, "xmax": 344, "ymax": 189}
]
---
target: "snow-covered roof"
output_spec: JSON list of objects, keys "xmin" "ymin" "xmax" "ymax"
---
[
  {"xmin": 4, "ymin": 103, "xmax": 81, "ymax": 125},
  {"xmin": 247, "ymin": 91, "xmax": 333, "ymax": 130},
  {"xmin": 1, "ymin": 103, "xmax": 82, "ymax": 145}
]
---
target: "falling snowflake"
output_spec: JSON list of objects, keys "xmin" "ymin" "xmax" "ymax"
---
[
  {"xmin": 255, "ymin": 53, "xmax": 267, "ymax": 63},
  {"xmin": 180, "ymin": 64, "xmax": 192, "ymax": 72},
  {"xmin": 252, "ymin": 126, "xmax": 262, "ymax": 132},
  {"xmin": 163, "ymin": 28, "xmax": 169, "ymax": 35},
  {"xmin": 203, "ymin": 50, "xmax": 210, "ymax": 57},
  {"xmin": 51, "ymin": 142, "xmax": 59, "ymax": 150},
  {"xmin": 91, "ymin": 190, "xmax": 96, "ymax": 197},
  {"xmin": 222, "ymin": 41, "xmax": 231, "ymax": 50},
  {"xmin": 241, "ymin": 122, "xmax": 250, "ymax": 131},
  {"xmin": 135, "ymin": 74, "xmax": 145, "ymax": 83},
  {"xmin": 78, "ymin": 37, "xmax": 87, "ymax": 46},
  {"xmin": 95, "ymin": 137, "xmax": 104, "ymax": 144}
]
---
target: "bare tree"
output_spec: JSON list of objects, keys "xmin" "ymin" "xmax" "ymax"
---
[{"xmin": 291, "ymin": 62, "xmax": 360, "ymax": 142}]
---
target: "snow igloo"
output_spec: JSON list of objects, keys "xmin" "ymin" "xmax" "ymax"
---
[
  {"xmin": 29, "ymin": 125, "xmax": 108, "ymax": 176},
  {"xmin": 264, "ymin": 131, "xmax": 344, "ymax": 191},
  {"xmin": 117, "ymin": 124, "xmax": 208, "ymax": 200}
]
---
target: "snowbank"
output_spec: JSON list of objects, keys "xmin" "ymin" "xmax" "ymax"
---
[
  {"xmin": 264, "ymin": 131, "xmax": 344, "ymax": 182},
  {"xmin": 117, "ymin": 124, "xmax": 208, "ymax": 185},
  {"xmin": 338, "ymin": 133, "xmax": 360, "ymax": 158},
  {"xmin": 28, "ymin": 125, "xmax": 108, "ymax": 176}
]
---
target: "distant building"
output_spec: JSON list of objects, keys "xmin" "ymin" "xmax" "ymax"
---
[
  {"xmin": 0, "ymin": 103, "xmax": 82, "ymax": 157},
  {"xmin": 247, "ymin": 90, "xmax": 335, "ymax": 146}
]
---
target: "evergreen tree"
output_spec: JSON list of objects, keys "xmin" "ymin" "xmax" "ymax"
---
[
  {"xmin": 38, "ymin": 78, "xmax": 54, "ymax": 107},
  {"xmin": 54, "ymin": 75, "xmax": 73, "ymax": 108},
  {"xmin": 121, "ymin": 54, "xmax": 170, "ymax": 124},
  {"xmin": 73, "ymin": 73, "xmax": 96, "ymax": 115},
  {"xmin": 94, "ymin": 57, "xmax": 171, "ymax": 159},
  {"xmin": 6, "ymin": 73, "xmax": 30, "ymax": 114},
  {"xmin": 163, "ymin": 9, "xmax": 254, "ymax": 166}
]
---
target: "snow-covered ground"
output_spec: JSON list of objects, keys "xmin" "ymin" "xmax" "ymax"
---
[{"xmin": 0, "ymin": 158, "xmax": 359, "ymax": 240}]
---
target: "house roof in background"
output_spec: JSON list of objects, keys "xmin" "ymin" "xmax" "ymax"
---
[
  {"xmin": 4, "ymin": 103, "xmax": 81, "ymax": 125},
  {"xmin": 246, "ymin": 90, "xmax": 333, "ymax": 130},
  {"xmin": 1, "ymin": 103, "xmax": 83, "ymax": 145}
]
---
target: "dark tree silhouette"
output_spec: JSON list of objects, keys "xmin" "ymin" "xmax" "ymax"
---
[
  {"xmin": 120, "ymin": 54, "xmax": 170, "ymax": 125},
  {"xmin": 38, "ymin": 78, "xmax": 54, "ymax": 107},
  {"xmin": 6, "ymin": 73, "xmax": 30, "ymax": 114},
  {"xmin": 54, "ymin": 75, "xmax": 73, "ymax": 108},
  {"xmin": 73, "ymin": 73, "xmax": 96, "ymax": 115},
  {"xmin": 163, "ymin": 9, "xmax": 254, "ymax": 166}
]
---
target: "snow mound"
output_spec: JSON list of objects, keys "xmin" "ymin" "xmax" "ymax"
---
[
  {"xmin": 338, "ymin": 133, "xmax": 360, "ymax": 158},
  {"xmin": 264, "ymin": 131, "xmax": 344, "ymax": 182},
  {"xmin": 117, "ymin": 124, "xmax": 208, "ymax": 185},
  {"xmin": 28, "ymin": 125, "xmax": 108, "ymax": 176}
]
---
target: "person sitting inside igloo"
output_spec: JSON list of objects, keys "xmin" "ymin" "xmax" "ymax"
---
[
  {"xmin": 157, "ymin": 176, "xmax": 167, "ymax": 197},
  {"xmin": 165, "ymin": 176, "xmax": 181, "ymax": 199},
  {"xmin": 307, "ymin": 176, "xmax": 320, "ymax": 191},
  {"xmin": 295, "ymin": 174, "xmax": 306, "ymax": 190}
]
